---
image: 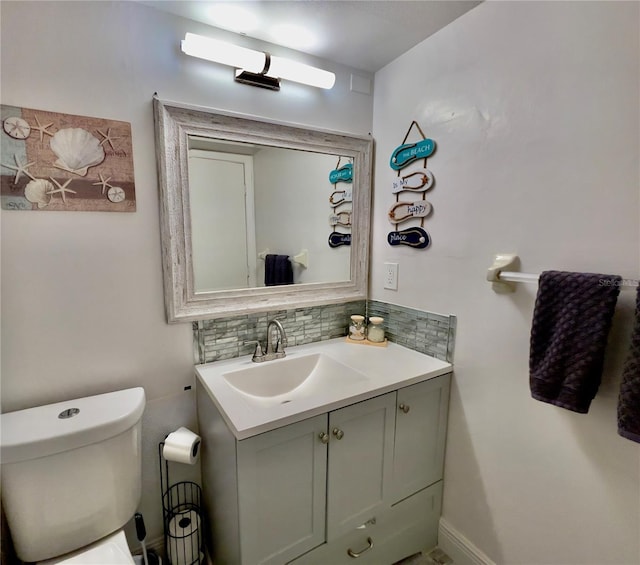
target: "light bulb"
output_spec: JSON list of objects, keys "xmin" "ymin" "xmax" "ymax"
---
[
  {"xmin": 181, "ymin": 33, "xmax": 265, "ymax": 74},
  {"xmin": 268, "ymin": 56, "xmax": 335, "ymax": 90}
]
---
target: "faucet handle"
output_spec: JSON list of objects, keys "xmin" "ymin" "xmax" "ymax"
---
[{"xmin": 244, "ymin": 340, "xmax": 264, "ymax": 362}]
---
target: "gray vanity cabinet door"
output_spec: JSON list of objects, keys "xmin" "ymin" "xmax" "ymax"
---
[
  {"xmin": 237, "ymin": 414, "xmax": 328, "ymax": 565},
  {"xmin": 326, "ymin": 392, "xmax": 396, "ymax": 541},
  {"xmin": 392, "ymin": 374, "xmax": 451, "ymax": 503}
]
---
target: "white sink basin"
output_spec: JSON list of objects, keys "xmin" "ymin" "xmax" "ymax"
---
[
  {"xmin": 196, "ymin": 338, "xmax": 453, "ymax": 439},
  {"xmin": 223, "ymin": 353, "xmax": 365, "ymax": 399}
]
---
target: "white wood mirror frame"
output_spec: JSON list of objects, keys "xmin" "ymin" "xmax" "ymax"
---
[{"xmin": 153, "ymin": 98, "xmax": 372, "ymax": 323}]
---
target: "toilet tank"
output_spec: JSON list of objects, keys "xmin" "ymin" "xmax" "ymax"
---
[{"xmin": 0, "ymin": 387, "xmax": 145, "ymax": 563}]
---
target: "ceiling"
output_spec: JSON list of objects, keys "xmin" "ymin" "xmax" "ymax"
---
[{"xmin": 141, "ymin": 1, "xmax": 481, "ymax": 73}]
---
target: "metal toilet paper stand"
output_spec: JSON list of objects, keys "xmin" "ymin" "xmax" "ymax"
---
[{"xmin": 158, "ymin": 441, "xmax": 204, "ymax": 565}]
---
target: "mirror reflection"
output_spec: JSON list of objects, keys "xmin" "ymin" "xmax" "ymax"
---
[
  {"xmin": 153, "ymin": 98, "xmax": 371, "ymax": 322},
  {"xmin": 188, "ymin": 137, "xmax": 352, "ymax": 293}
]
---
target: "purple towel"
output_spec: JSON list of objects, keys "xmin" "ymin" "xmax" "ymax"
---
[
  {"xmin": 264, "ymin": 254, "xmax": 293, "ymax": 286},
  {"xmin": 530, "ymin": 271, "xmax": 621, "ymax": 413},
  {"xmin": 618, "ymin": 285, "xmax": 640, "ymax": 443}
]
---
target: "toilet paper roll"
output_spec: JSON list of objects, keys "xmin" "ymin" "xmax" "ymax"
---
[
  {"xmin": 168, "ymin": 510, "xmax": 201, "ymax": 565},
  {"xmin": 162, "ymin": 427, "xmax": 201, "ymax": 465}
]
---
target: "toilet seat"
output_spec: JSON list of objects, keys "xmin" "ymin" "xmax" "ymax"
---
[{"xmin": 38, "ymin": 530, "xmax": 135, "ymax": 565}]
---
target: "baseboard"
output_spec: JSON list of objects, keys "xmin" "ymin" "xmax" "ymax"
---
[
  {"xmin": 438, "ymin": 518, "xmax": 495, "ymax": 565},
  {"xmin": 135, "ymin": 536, "xmax": 213, "ymax": 565}
]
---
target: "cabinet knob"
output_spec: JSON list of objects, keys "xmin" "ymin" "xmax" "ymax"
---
[
  {"xmin": 332, "ymin": 427, "xmax": 344, "ymax": 440},
  {"xmin": 398, "ymin": 403, "xmax": 410, "ymax": 414},
  {"xmin": 319, "ymin": 432, "xmax": 330, "ymax": 444},
  {"xmin": 347, "ymin": 537, "xmax": 374, "ymax": 558}
]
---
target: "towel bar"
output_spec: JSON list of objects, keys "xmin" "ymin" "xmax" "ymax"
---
[
  {"xmin": 258, "ymin": 248, "xmax": 308, "ymax": 268},
  {"xmin": 487, "ymin": 253, "xmax": 638, "ymax": 293},
  {"xmin": 498, "ymin": 271, "xmax": 540, "ymax": 284}
]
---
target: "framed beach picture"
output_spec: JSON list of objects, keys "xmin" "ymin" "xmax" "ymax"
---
[{"xmin": 1, "ymin": 105, "xmax": 136, "ymax": 212}]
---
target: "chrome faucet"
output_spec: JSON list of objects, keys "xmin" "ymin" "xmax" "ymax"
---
[{"xmin": 250, "ymin": 319, "xmax": 287, "ymax": 363}]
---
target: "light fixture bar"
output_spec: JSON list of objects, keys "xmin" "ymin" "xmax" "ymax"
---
[
  {"xmin": 234, "ymin": 69, "xmax": 281, "ymax": 91},
  {"xmin": 181, "ymin": 33, "xmax": 335, "ymax": 90}
]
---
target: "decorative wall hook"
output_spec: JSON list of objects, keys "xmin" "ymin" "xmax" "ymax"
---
[
  {"xmin": 328, "ymin": 232, "xmax": 351, "ymax": 247},
  {"xmin": 329, "ymin": 187, "xmax": 352, "ymax": 207},
  {"xmin": 388, "ymin": 200, "xmax": 432, "ymax": 224},
  {"xmin": 390, "ymin": 169, "xmax": 434, "ymax": 193},
  {"xmin": 387, "ymin": 227, "xmax": 430, "ymax": 249},
  {"xmin": 329, "ymin": 210, "xmax": 352, "ymax": 227},
  {"xmin": 329, "ymin": 163, "xmax": 353, "ymax": 184},
  {"xmin": 389, "ymin": 138, "xmax": 436, "ymax": 171}
]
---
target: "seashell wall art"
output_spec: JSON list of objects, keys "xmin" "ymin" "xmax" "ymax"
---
[{"xmin": 0, "ymin": 105, "xmax": 135, "ymax": 211}]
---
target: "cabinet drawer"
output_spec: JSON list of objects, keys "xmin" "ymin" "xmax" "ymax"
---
[{"xmin": 289, "ymin": 481, "xmax": 443, "ymax": 565}]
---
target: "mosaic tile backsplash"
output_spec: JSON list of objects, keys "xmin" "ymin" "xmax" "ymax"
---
[
  {"xmin": 193, "ymin": 300, "xmax": 455, "ymax": 364},
  {"xmin": 367, "ymin": 300, "xmax": 456, "ymax": 362},
  {"xmin": 194, "ymin": 301, "xmax": 366, "ymax": 364}
]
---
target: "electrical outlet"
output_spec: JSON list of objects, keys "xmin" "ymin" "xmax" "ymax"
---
[{"xmin": 384, "ymin": 262, "xmax": 398, "ymax": 290}]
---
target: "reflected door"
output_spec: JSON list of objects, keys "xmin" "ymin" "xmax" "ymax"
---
[{"xmin": 188, "ymin": 150, "xmax": 256, "ymax": 291}]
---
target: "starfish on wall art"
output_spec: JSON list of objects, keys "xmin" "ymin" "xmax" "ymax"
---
[
  {"xmin": 1, "ymin": 154, "xmax": 36, "ymax": 184},
  {"xmin": 96, "ymin": 128, "xmax": 119, "ymax": 151},
  {"xmin": 47, "ymin": 177, "xmax": 77, "ymax": 203},
  {"xmin": 92, "ymin": 173, "xmax": 112, "ymax": 195},
  {"xmin": 31, "ymin": 115, "xmax": 55, "ymax": 144}
]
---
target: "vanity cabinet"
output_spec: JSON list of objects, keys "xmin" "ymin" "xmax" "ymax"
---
[
  {"xmin": 391, "ymin": 377, "xmax": 450, "ymax": 503},
  {"xmin": 237, "ymin": 415, "xmax": 328, "ymax": 565},
  {"xmin": 326, "ymin": 392, "xmax": 396, "ymax": 541},
  {"xmin": 197, "ymin": 373, "xmax": 451, "ymax": 565}
]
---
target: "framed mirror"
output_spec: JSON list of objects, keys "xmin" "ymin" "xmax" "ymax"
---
[{"xmin": 153, "ymin": 98, "xmax": 372, "ymax": 323}]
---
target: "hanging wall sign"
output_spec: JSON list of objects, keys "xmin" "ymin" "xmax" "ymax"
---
[
  {"xmin": 389, "ymin": 138, "xmax": 436, "ymax": 171},
  {"xmin": 328, "ymin": 157, "xmax": 352, "ymax": 248},
  {"xmin": 329, "ymin": 186, "xmax": 352, "ymax": 207},
  {"xmin": 329, "ymin": 210, "xmax": 352, "ymax": 227},
  {"xmin": 328, "ymin": 163, "xmax": 353, "ymax": 183},
  {"xmin": 328, "ymin": 232, "xmax": 351, "ymax": 247},
  {"xmin": 387, "ymin": 120, "xmax": 436, "ymax": 249},
  {"xmin": 388, "ymin": 200, "xmax": 432, "ymax": 224},
  {"xmin": 387, "ymin": 227, "xmax": 431, "ymax": 249},
  {"xmin": 390, "ymin": 169, "xmax": 434, "ymax": 193}
]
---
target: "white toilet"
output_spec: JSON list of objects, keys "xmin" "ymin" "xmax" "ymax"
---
[{"xmin": 1, "ymin": 387, "xmax": 146, "ymax": 564}]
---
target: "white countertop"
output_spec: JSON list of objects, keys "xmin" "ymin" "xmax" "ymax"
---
[{"xmin": 196, "ymin": 338, "xmax": 452, "ymax": 440}]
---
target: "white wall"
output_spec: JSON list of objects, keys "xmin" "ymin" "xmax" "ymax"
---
[
  {"xmin": 254, "ymin": 147, "xmax": 351, "ymax": 285},
  {"xmin": 0, "ymin": 0, "xmax": 373, "ymax": 550},
  {"xmin": 371, "ymin": 2, "xmax": 639, "ymax": 564}
]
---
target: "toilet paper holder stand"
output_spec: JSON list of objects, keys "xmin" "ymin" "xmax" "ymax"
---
[{"xmin": 158, "ymin": 441, "xmax": 204, "ymax": 565}]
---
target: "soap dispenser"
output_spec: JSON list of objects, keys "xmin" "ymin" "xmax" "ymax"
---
[
  {"xmin": 349, "ymin": 315, "xmax": 366, "ymax": 341},
  {"xmin": 367, "ymin": 316, "xmax": 385, "ymax": 343}
]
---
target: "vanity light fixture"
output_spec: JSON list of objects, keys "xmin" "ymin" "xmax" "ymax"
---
[{"xmin": 181, "ymin": 33, "xmax": 336, "ymax": 91}]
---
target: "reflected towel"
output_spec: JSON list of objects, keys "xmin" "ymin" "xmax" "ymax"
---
[
  {"xmin": 618, "ymin": 285, "xmax": 640, "ymax": 443},
  {"xmin": 529, "ymin": 271, "xmax": 621, "ymax": 413},
  {"xmin": 265, "ymin": 254, "xmax": 293, "ymax": 286}
]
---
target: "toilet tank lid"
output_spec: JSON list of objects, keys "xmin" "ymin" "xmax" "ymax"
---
[{"xmin": 1, "ymin": 387, "xmax": 145, "ymax": 465}]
